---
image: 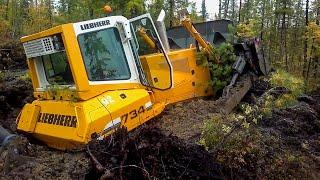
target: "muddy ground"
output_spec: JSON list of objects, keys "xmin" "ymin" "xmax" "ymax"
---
[
  {"xmin": 0, "ymin": 51, "xmax": 90, "ymax": 179},
  {"xmin": 85, "ymin": 82, "xmax": 320, "ymax": 179},
  {"xmin": 0, "ymin": 49, "xmax": 319, "ymax": 179},
  {"xmin": 0, "ymin": 43, "xmax": 27, "ymax": 71}
]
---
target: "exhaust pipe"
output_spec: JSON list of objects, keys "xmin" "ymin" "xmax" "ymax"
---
[
  {"xmin": 0, "ymin": 125, "xmax": 17, "ymax": 146},
  {"xmin": 156, "ymin": 10, "xmax": 170, "ymax": 52}
]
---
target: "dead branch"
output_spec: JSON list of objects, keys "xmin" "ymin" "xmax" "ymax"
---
[
  {"xmin": 256, "ymin": 86, "xmax": 291, "ymax": 105},
  {"xmin": 86, "ymin": 145, "xmax": 105, "ymax": 172},
  {"xmin": 161, "ymin": 156, "xmax": 167, "ymax": 178},
  {"xmin": 178, "ymin": 159, "xmax": 191, "ymax": 179}
]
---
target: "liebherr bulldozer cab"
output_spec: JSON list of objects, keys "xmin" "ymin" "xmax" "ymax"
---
[{"xmin": 17, "ymin": 14, "xmax": 212, "ymax": 150}]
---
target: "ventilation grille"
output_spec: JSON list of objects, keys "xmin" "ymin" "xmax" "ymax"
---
[{"xmin": 23, "ymin": 37, "xmax": 57, "ymax": 58}]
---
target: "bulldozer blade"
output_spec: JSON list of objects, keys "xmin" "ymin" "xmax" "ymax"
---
[{"xmin": 218, "ymin": 74, "xmax": 256, "ymax": 114}]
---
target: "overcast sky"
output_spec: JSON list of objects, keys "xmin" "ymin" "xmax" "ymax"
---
[{"xmin": 190, "ymin": 0, "xmax": 219, "ymax": 19}]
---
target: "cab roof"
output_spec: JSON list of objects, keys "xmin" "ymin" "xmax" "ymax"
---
[{"xmin": 20, "ymin": 23, "xmax": 73, "ymax": 43}]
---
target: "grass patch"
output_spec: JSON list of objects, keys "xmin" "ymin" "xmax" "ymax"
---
[
  {"xmin": 199, "ymin": 69, "xmax": 308, "ymax": 172},
  {"xmin": 200, "ymin": 104, "xmax": 262, "ymax": 152},
  {"xmin": 18, "ymin": 71, "xmax": 31, "ymax": 81},
  {"xmin": 260, "ymin": 69, "xmax": 306, "ymax": 115},
  {"xmin": 270, "ymin": 69, "xmax": 305, "ymax": 98}
]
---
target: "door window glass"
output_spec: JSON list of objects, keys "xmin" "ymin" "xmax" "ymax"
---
[
  {"xmin": 40, "ymin": 52, "xmax": 74, "ymax": 85},
  {"xmin": 130, "ymin": 15, "xmax": 173, "ymax": 90}
]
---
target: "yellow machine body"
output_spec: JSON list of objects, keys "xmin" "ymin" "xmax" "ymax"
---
[{"xmin": 17, "ymin": 14, "xmax": 213, "ymax": 150}]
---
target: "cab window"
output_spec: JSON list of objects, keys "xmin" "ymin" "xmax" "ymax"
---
[
  {"xmin": 39, "ymin": 52, "xmax": 74, "ymax": 85},
  {"xmin": 130, "ymin": 14, "xmax": 173, "ymax": 90},
  {"xmin": 130, "ymin": 17, "xmax": 159, "ymax": 55},
  {"xmin": 78, "ymin": 28, "xmax": 131, "ymax": 81}
]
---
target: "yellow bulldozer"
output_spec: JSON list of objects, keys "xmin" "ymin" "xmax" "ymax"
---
[{"xmin": 15, "ymin": 9, "xmax": 270, "ymax": 150}]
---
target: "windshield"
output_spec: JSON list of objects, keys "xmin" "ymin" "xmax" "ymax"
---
[
  {"xmin": 40, "ymin": 52, "xmax": 74, "ymax": 85},
  {"xmin": 78, "ymin": 28, "xmax": 131, "ymax": 81}
]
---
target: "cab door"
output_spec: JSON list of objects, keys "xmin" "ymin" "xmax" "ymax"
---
[{"xmin": 129, "ymin": 14, "xmax": 173, "ymax": 90}]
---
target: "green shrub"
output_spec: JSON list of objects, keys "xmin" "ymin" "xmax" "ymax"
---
[
  {"xmin": 199, "ymin": 110, "xmax": 263, "ymax": 168},
  {"xmin": 199, "ymin": 114, "xmax": 228, "ymax": 150},
  {"xmin": 260, "ymin": 70, "xmax": 306, "ymax": 113},
  {"xmin": 19, "ymin": 71, "xmax": 31, "ymax": 81},
  {"xmin": 197, "ymin": 43, "xmax": 236, "ymax": 94},
  {"xmin": 200, "ymin": 104, "xmax": 262, "ymax": 152},
  {"xmin": 270, "ymin": 69, "xmax": 305, "ymax": 98}
]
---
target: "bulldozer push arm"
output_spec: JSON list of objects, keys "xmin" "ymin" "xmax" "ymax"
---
[
  {"xmin": 181, "ymin": 17, "xmax": 219, "ymax": 64},
  {"xmin": 180, "ymin": 17, "xmax": 269, "ymax": 96},
  {"xmin": 137, "ymin": 27, "xmax": 158, "ymax": 50}
]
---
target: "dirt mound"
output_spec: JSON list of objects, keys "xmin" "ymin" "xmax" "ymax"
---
[
  {"xmin": 155, "ymin": 74, "xmax": 254, "ymax": 144},
  {"xmin": 87, "ymin": 126, "xmax": 226, "ymax": 179},
  {"xmin": 256, "ymin": 95, "xmax": 320, "ymax": 179},
  {"xmin": 0, "ymin": 42, "xmax": 27, "ymax": 70},
  {"xmin": 0, "ymin": 71, "xmax": 33, "ymax": 131},
  {"xmin": 267, "ymin": 102, "xmax": 319, "ymax": 136},
  {"xmin": 0, "ymin": 70, "xmax": 90, "ymax": 180},
  {"xmin": 233, "ymin": 84, "xmax": 320, "ymax": 179},
  {"xmin": 154, "ymin": 99, "xmax": 217, "ymax": 144},
  {"xmin": 0, "ymin": 136, "xmax": 89, "ymax": 179}
]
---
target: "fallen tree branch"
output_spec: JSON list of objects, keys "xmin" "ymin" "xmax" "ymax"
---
[
  {"xmin": 160, "ymin": 156, "xmax": 167, "ymax": 178},
  {"xmin": 87, "ymin": 140, "xmax": 151, "ymax": 179},
  {"xmin": 86, "ymin": 145, "xmax": 105, "ymax": 172},
  {"xmin": 178, "ymin": 159, "xmax": 191, "ymax": 179},
  {"xmin": 256, "ymin": 86, "xmax": 291, "ymax": 105}
]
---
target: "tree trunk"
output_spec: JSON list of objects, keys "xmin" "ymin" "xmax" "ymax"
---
[
  {"xmin": 224, "ymin": 0, "xmax": 230, "ymax": 18},
  {"xmin": 231, "ymin": 0, "xmax": 235, "ymax": 22},
  {"xmin": 169, "ymin": 0, "xmax": 174, "ymax": 28},
  {"xmin": 303, "ymin": 0, "xmax": 309, "ymax": 77},
  {"xmin": 219, "ymin": 0, "xmax": 222, "ymax": 19},
  {"xmin": 48, "ymin": 0, "xmax": 53, "ymax": 26},
  {"xmin": 11, "ymin": 0, "xmax": 16, "ymax": 38},
  {"xmin": 238, "ymin": 0, "xmax": 242, "ymax": 23},
  {"xmin": 280, "ymin": 2, "xmax": 287, "ymax": 70},
  {"xmin": 306, "ymin": 38, "xmax": 314, "ymax": 81},
  {"xmin": 317, "ymin": 0, "xmax": 320, "ymax": 25},
  {"xmin": 5, "ymin": 0, "xmax": 9, "ymax": 20},
  {"xmin": 260, "ymin": 0, "xmax": 266, "ymax": 40}
]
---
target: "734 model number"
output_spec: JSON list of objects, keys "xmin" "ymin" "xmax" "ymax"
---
[{"xmin": 121, "ymin": 105, "xmax": 146, "ymax": 123}]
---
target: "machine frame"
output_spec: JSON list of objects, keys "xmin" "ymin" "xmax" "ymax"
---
[{"xmin": 17, "ymin": 14, "xmax": 213, "ymax": 150}]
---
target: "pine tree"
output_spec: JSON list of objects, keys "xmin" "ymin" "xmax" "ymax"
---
[
  {"xmin": 147, "ymin": 0, "xmax": 165, "ymax": 20},
  {"xmin": 201, "ymin": 0, "xmax": 207, "ymax": 21}
]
